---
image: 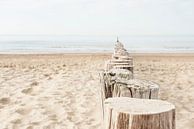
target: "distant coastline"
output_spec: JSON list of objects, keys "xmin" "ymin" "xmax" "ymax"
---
[
  {"xmin": 1, "ymin": 53, "xmax": 194, "ymax": 57},
  {"xmin": 1, "ymin": 35, "xmax": 194, "ymax": 54},
  {"xmin": 1, "ymin": 50, "xmax": 194, "ymax": 54}
]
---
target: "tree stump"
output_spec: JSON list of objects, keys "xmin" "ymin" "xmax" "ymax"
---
[
  {"xmin": 104, "ymin": 97, "xmax": 175, "ymax": 129},
  {"xmin": 113, "ymin": 79, "xmax": 159, "ymax": 99}
]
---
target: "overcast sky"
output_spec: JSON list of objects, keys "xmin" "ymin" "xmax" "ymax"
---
[{"xmin": 0, "ymin": 0, "xmax": 194, "ymax": 36}]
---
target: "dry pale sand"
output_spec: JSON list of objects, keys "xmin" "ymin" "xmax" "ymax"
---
[{"xmin": 0, "ymin": 53, "xmax": 194, "ymax": 129}]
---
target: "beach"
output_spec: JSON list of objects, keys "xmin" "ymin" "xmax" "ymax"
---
[{"xmin": 0, "ymin": 53, "xmax": 194, "ymax": 129}]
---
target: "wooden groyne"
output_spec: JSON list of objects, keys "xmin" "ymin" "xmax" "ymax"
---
[{"xmin": 100, "ymin": 39, "xmax": 175, "ymax": 129}]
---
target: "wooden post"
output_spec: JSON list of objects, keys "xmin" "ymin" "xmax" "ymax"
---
[
  {"xmin": 105, "ymin": 58, "xmax": 133, "ymax": 73},
  {"xmin": 100, "ymin": 78, "xmax": 159, "ymax": 121},
  {"xmin": 100, "ymin": 69, "xmax": 133, "ymax": 100},
  {"xmin": 99, "ymin": 69, "xmax": 133, "ymax": 121},
  {"xmin": 113, "ymin": 79, "xmax": 159, "ymax": 99},
  {"xmin": 101, "ymin": 78, "xmax": 159, "ymax": 101},
  {"xmin": 104, "ymin": 97, "xmax": 175, "ymax": 129}
]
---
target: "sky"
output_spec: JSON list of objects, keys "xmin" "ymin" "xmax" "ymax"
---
[{"xmin": 0, "ymin": 0, "xmax": 194, "ymax": 36}]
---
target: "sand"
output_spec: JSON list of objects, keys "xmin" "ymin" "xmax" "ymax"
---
[{"xmin": 0, "ymin": 53, "xmax": 194, "ymax": 129}]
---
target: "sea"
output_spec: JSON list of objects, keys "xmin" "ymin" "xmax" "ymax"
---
[{"xmin": 0, "ymin": 35, "xmax": 194, "ymax": 54}]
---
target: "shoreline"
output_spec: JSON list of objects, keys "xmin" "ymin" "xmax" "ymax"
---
[{"xmin": 1, "ymin": 52, "xmax": 194, "ymax": 56}]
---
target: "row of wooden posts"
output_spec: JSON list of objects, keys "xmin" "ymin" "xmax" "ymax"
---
[{"xmin": 100, "ymin": 40, "xmax": 175, "ymax": 129}]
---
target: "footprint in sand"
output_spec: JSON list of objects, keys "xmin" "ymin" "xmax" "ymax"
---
[
  {"xmin": 31, "ymin": 122, "xmax": 40, "ymax": 126},
  {"xmin": 16, "ymin": 108, "xmax": 32, "ymax": 115},
  {"xmin": 30, "ymin": 81, "xmax": 39, "ymax": 86},
  {"xmin": 11, "ymin": 119, "xmax": 22, "ymax": 124},
  {"xmin": 43, "ymin": 124, "xmax": 55, "ymax": 129},
  {"xmin": 48, "ymin": 114, "xmax": 58, "ymax": 122},
  {"xmin": 0, "ymin": 97, "xmax": 11, "ymax": 105},
  {"xmin": 26, "ymin": 126, "xmax": 34, "ymax": 129},
  {"xmin": 21, "ymin": 87, "xmax": 33, "ymax": 94},
  {"xmin": 44, "ymin": 73, "xmax": 50, "ymax": 77},
  {"xmin": 0, "ymin": 105, "xmax": 4, "ymax": 109},
  {"xmin": 48, "ymin": 76, "xmax": 52, "ymax": 80}
]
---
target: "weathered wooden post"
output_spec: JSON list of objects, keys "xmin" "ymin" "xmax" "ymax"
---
[
  {"xmin": 104, "ymin": 97, "xmax": 175, "ymax": 129},
  {"xmin": 113, "ymin": 79, "xmax": 159, "ymax": 99},
  {"xmin": 100, "ymin": 77, "xmax": 159, "ymax": 121},
  {"xmin": 105, "ymin": 38, "xmax": 133, "ymax": 73},
  {"xmin": 100, "ymin": 68, "xmax": 133, "ymax": 120},
  {"xmin": 100, "ymin": 69, "xmax": 133, "ymax": 100}
]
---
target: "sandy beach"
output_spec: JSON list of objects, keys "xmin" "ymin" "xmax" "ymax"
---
[{"xmin": 0, "ymin": 53, "xmax": 194, "ymax": 129}]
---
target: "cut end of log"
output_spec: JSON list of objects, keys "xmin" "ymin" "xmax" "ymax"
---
[
  {"xmin": 105, "ymin": 97, "xmax": 175, "ymax": 115},
  {"xmin": 104, "ymin": 97, "xmax": 175, "ymax": 129}
]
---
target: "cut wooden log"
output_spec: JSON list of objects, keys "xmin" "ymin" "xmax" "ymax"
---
[
  {"xmin": 104, "ymin": 97, "xmax": 175, "ymax": 129},
  {"xmin": 113, "ymin": 79, "xmax": 159, "ymax": 99}
]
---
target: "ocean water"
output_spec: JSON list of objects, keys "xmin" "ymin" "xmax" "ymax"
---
[{"xmin": 0, "ymin": 35, "xmax": 194, "ymax": 53}]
